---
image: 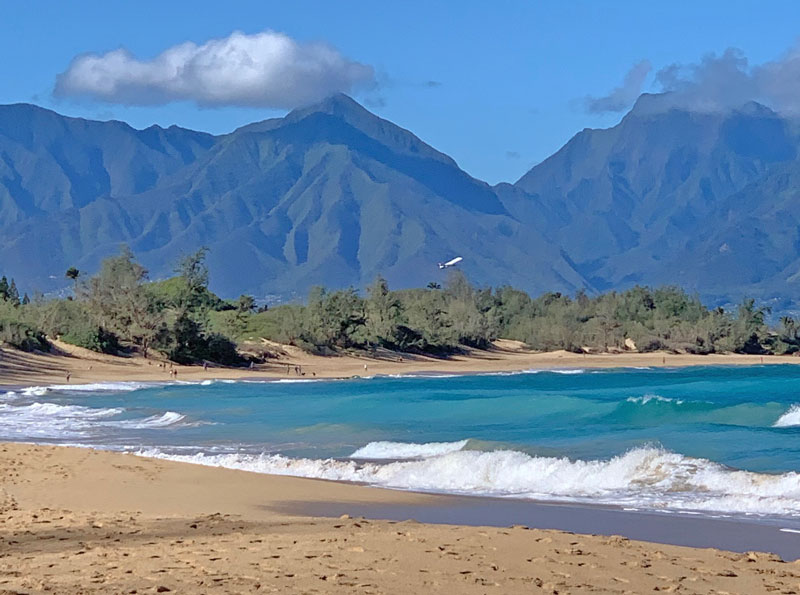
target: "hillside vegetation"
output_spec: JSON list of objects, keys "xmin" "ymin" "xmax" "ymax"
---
[{"xmin": 1, "ymin": 249, "xmax": 796, "ymax": 363}]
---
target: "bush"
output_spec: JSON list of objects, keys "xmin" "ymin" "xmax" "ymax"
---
[
  {"xmin": 61, "ymin": 325, "xmax": 120, "ymax": 354},
  {"xmin": 0, "ymin": 301, "xmax": 48, "ymax": 351},
  {"xmin": 0, "ymin": 319, "xmax": 48, "ymax": 351}
]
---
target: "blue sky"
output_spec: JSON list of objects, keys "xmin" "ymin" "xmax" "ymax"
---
[{"xmin": 4, "ymin": 1, "xmax": 800, "ymax": 183}]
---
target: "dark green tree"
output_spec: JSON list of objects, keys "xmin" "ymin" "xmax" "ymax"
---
[{"xmin": 7, "ymin": 280, "xmax": 19, "ymax": 305}]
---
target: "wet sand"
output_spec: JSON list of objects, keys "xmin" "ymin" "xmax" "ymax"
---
[
  {"xmin": 294, "ymin": 495, "xmax": 800, "ymax": 562},
  {"xmin": 3, "ymin": 442, "xmax": 800, "ymax": 594}
]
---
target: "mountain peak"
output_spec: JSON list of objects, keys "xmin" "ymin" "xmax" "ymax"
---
[
  {"xmin": 627, "ymin": 92, "xmax": 778, "ymax": 120},
  {"xmin": 283, "ymin": 92, "xmax": 379, "ymax": 130}
]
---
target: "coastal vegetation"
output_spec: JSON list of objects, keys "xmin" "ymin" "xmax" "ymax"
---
[{"xmin": 0, "ymin": 248, "xmax": 796, "ymax": 362}]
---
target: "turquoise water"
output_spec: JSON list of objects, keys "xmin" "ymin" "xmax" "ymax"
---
[{"xmin": 4, "ymin": 365, "xmax": 800, "ymax": 518}]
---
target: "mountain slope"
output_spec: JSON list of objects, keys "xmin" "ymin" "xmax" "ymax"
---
[
  {"xmin": 5, "ymin": 93, "xmax": 800, "ymax": 308},
  {"xmin": 514, "ymin": 95, "xmax": 800, "ymax": 303},
  {"xmin": 0, "ymin": 95, "xmax": 588, "ymax": 298}
]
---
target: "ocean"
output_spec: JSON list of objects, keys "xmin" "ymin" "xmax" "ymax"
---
[{"xmin": 3, "ymin": 365, "xmax": 800, "ymax": 522}]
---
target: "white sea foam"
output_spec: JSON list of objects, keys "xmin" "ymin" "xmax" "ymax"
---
[
  {"xmin": 104, "ymin": 411, "xmax": 186, "ymax": 429},
  {"xmin": 626, "ymin": 395, "xmax": 684, "ymax": 405},
  {"xmin": 135, "ymin": 444, "xmax": 800, "ymax": 517},
  {"xmin": 350, "ymin": 440, "xmax": 469, "ymax": 460},
  {"xmin": 551, "ymin": 369, "xmax": 585, "ymax": 375},
  {"xmin": 774, "ymin": 404, "xmax": 800, "ymax": 427},
  {"xmin": 379, "ymin": 373, "xmax": 461, "ymax": 379},
  {"xmin": 20, "ymin": 382, "xmax": 154, "ymax": 396},
  {"xmin": 0, "ymin": 401, "xmax": 125, "ymax": 438},
  {"xmin": 21, "ymin": 386, "xmax": 49, "ymax": 397},
  {"xmin": 0, "ymin": 395, "xmax": 188, "ymax": 438}
]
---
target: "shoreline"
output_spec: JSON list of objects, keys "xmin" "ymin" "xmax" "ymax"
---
[
  {"xmin": 2, "ymin": 442, "xmax": 800, "ymax": 593},
  {"xmin": 10, "ymin": 438, "xmax": 800, "ymax": 555},
  {"xmin": 289, "ymin": 490, "xmax": 800, "ymax": 561},
  {"xmin": 1, "ymin": 337, "xmax": 798, "ymax": 389}
]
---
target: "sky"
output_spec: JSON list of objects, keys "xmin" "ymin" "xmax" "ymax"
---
[{"xmin": 4, "ymin": 1, "xmax": 800, "ymax": 184}]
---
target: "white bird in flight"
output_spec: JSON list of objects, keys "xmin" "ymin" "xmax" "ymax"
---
[{"xmin": 438, "ymin": 256, "xmax": 463, "ymax": 269}]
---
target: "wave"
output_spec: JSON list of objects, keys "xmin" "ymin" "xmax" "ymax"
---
[
  {"xmin": 103, "ymin": 411, "xmax": 186, "ymax": 429},
  {"xmin": 0, "ymin": 396, "xmax": 189, "ymax": 439},
  {"xmin": 350, "ymin": 440, "xmax": 469, "ymax": 460},
  {"xmin": 136, "ymin": 443, "xmax": 800, "ymax": 517},
  {"xmin": 626, "ymin": 394, "xmax": 685, "ymax": 405},
  {"xmin": 20, "ymin": 382, "xmax": 155, "ymax": 396},
  {"xmin": 774, "ymin": 404, "xmax": 800, "ymax": 427},
  {"xmin": 0, "ymin": 401, "xmax": 125, "ymax": 439}
]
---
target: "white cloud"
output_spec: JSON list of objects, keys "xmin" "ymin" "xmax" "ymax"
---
[
  {"xmin": 654, "ymin": 44, "xmax": 800, "ymax": 113},
  {"xmin": 585, "ymin": 60, "xmax": 652, "ymax": 114},
  {"xmin": 589, "ymin": 42, "xmax": 800, "ymax": 116},
  {"xmin": 54, "ymin": 30, "xmax": 376, "ymax": 109}
]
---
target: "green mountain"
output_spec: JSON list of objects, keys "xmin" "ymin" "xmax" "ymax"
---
[
  {"xmin": 513, "ymin": 95, "xmax": 800, "ymax": 309},
  {"xmin": 3, "ymin": 92, "xmax": 800, "ymax": 308},
  {"xmin": 0, "ymin": 95, "xmax": 587, "ymax": 298}
]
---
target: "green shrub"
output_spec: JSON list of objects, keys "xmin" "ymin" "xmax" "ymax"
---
[{"xmin": 61, "ymin": 325, "xmax": 120, "ymax": 354}]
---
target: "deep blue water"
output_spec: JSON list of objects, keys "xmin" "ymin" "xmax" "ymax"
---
[{"xmin": 4, "ymin": 365, "xmax": 800, "ymax": 518}]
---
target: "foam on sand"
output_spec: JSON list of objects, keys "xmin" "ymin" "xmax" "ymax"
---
[{"xmin": 137, "ymin": 443, "xmax": 800, "ymax": 517}]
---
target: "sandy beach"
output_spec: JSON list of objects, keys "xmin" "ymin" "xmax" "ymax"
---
[
  {"xmin": 0, "ymin": 338, "xmax": 796, "ymax": 389},
  {"xmin": 3, "ymin": 442, "xmax": 800, "ymax": 594},
  {"xmin": 5, "ymin": 343, "xmax": 800, "ymax": 593}
]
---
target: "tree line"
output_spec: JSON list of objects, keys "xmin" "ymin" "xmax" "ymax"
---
[{"xmin": 1, "ymin": 247, "xmax": 798, "ymax": 362}]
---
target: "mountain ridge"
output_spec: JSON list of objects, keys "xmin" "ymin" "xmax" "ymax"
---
[
  {"xmin": 2, "ymin": 93, "xmax": 800, "ymax": 310},
  {"xmin": 0, "ymin": 94, "xmax": 587, "ymax": 299}
]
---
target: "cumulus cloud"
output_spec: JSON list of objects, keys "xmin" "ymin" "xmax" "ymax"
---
[
  {"xmin": 585, "ymin": 60, "xmax": 652, "ymax": 113},
  {"xmin": 54, "ymin": 30, "xmax": 376, "ymax": 109}
]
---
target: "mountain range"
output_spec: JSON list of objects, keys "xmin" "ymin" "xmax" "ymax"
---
[{"xmin": 1, "ymin": 93, "xmax": 800, "ymax": 310}]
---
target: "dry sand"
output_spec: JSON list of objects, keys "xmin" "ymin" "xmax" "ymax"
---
[
  {"xmin": 3, "ymin": 443, "xmax": 800, "ymax": 594},
  {"xmin": 0, "ymin": 338, "xmax": 796, "ymax": 389},
  {"xmin": 4, "ymin": 343, "xmax": 800, "ymax": 593}
]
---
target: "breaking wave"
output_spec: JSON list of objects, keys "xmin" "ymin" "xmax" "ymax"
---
[
  {"xmin": 626, "ymin": 395, "xmax": 685, "ymax": 405},
  {"xmin": 19, "ymin": 382, "xmax": 155, "ymax": 396},
  {"xmin": 0, "ymin": 398, "xmax": 188, "ymax": 439},
  {"xmin": 350, "ymin": 440, "xmax": 469, "ymax": 460},
  {"xmin": 102, "ymin": 411, "xmax": 186, "ymax": 429},
  {"xmin": 137, "ymin": 443, "xmax": 800, "ymax": 517},
  {"xmin": 774, "ymin": 404, "xmax": 800, "ymax": 427},
  {"xmin": 0, "ymin": 401, "xmax": 125, "ymax": 439}
]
